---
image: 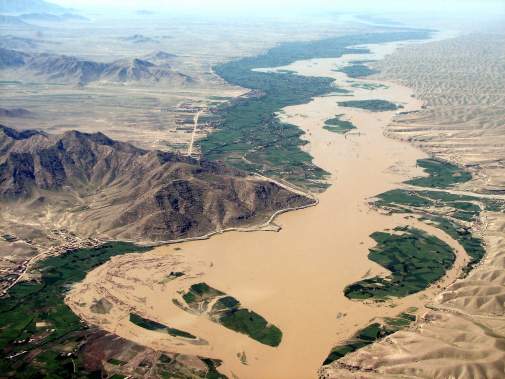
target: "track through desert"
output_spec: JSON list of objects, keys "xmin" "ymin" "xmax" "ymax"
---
[{"xmin": 187, "ymin": 110, "xmax": 203, "ymax": 156}]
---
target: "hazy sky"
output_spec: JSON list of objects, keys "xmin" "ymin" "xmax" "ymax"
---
[{"xmin": 52, "ymin": 0, "xmax": 505, "ymax": 15}]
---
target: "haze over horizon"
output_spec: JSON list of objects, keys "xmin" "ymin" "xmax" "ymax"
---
[{"xmin": 50, "ymin": 0, "xmax": 505, "ymax": 16}]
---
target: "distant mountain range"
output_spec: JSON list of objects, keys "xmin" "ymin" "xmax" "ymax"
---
[
  {"xmin": 119, "ymin": 34, "xmax": 158, "ymax": 44},
  {"xmin": 0, "ymin": 0, "xmax": 67, "ymax": 14},
  {"xmin": 0, "ymin": 125, "xmax": 312, "ymax": 241},
  {"xmin": 0, "ymin": 108, "xmax": 32, "ymax": 117},
  {"xmin": 143, "ymin": 50, "xmax": 178, "ymax": 62},
  {"xmin": 0, "ymin": 12, "xmax": 88, "ymax": 26},
  {"xmin": 18, "ymin": 12, "xmax": 89, "ymax": 21},
  {"xmin": 0, "ymin": 35, "xmax": 40, "ymax": 49},
  {"xmin": 0, "ymin": 48, "xmax": 192, "ymax": 86}
]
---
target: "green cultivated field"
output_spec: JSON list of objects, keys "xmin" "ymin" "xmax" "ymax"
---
[
  {"xmin": 130, "ymin": 313, "xmax": 197, "ymax": 339},
  {"xmin": 201, "ymin": 31, "xmax": 430, "ymax": 190},
  {"xmin": 323, "ymin": 115, "xmax": 356, "ymax": 134},
  {"xmin": 407, "ymin": 158, "xmax": 472, "ymax": 188},
  {"xmin": 178, "ymin": 283, "xmax": 283, "ymax": 347},
  {"xmin": 336, "ymin": 63, "xmax": 379, "ymax": 78},
  {"xmin": 350, "ymin": 82, "xmax": 388, "ymax": 90},
  {"xmin": 373, "ymin": 158, "xmax": 503, "ymax": 276},
  {"xmin": 323, "ymin": 311, "xmax": 416, "ymax": 365},
  {"xmin": 338, "ymin": 99, "xmax": 401, "ymax": 112},
  {"xmin": 0, "ymin": 242, "xmax": 151, "ymax": 378},
  {"xmin": 344, "ymin": 228, "xmax": 455, "ymax": 300}
]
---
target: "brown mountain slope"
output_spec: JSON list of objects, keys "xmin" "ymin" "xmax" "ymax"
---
[
  {"xmin": 0, "ymin": 48, "xmax": 192, "ymax": 86},
  {"xmin": 0, "ymin": 125, "xmax": 313, "ymax": 242}
]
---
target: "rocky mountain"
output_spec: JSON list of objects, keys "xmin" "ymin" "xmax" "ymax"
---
[
  {"xmin": 19, "ymin": 12, "xmax": 89, "ymax": 22},
  {"xmin": 0, "ymin": 108, "xmax": 32, "ymax": 117},
  {"xmin": 0, "ymin": 0, "xmax": 67, "ymax": 14},
  {"xmin": 0, "ymin": 125, "xmax": 313, "ymax": 241},
  {"xmin": 120, "ymin": 34, "xmax": 158, "ymax": 44},
  {"xmin": 144, "ymin": 50, "xmax": 178, "ymax": 62},
  {"xmin": 0, "ymin": 48, "xmax": 192, "ymax": 86}
]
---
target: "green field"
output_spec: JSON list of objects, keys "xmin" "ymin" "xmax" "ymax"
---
[
  {"xmin": 345, "ymin": 227, "xmax": 455, "ymax": 300},
  {"xmin": 338, "ymin": 99, "xmax": 401, "ymax": 112},
  {"xmin": 374, "ymin": 193, "xmax": 493, "ymax": 274},
  {"xmin": 350, "ymin": 82, "xmax": 388, "ymax": 90},
  {"xmin": 323, "ymin": 115, "xmax": 356, "ymax": 134},
  {"xmin": 200, "ymin": 31, "xmax": 430, "ymax": 190},
  {"xmin": 336, "ymin": 63, "xmax": 379, "ymax": 78},
  {"xmin": 372, "ymin": 157, "xmax": 500, "ymax": 276},
  {"xmin": 129, "ymin": 313, "xmax": 197, "ymax": 339},
  {"xmin": 407, "ymin": 158, "xmax": 472, "ymax": 188},
  {"xmin": 0, "ymin": 243, "xmax": 229, "ymax": 378},
  {"xmin": 212, "ymin": 296, "xmax": 282, "ymax": 347},
  {"xmin": 422, "ymin": 215, "xmax": 486, "ymax": 274},
  {"xmin": 178, "ymin": 283, "xmax": 283, "ymax": 347},
  {"xmin": 323, "ymin": 311, "xmax": 416, "ymax": 365},
  {"xmin": 0, "ymin": 242, "xmax": 151, "ymax": 378}
]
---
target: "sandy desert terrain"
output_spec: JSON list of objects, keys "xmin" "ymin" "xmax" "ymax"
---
[{"xmin": 320, "ymin": 31, "xmax": 505, "ymax": 379}]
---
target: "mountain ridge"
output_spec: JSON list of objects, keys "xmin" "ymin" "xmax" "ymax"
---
[
  {"xmin": 0, "ymin": 125, "xmax": 313, "ymax": 242},
  {"xmin": 0, "ymin": 48, "xmax": 192, "ymax": 86}
]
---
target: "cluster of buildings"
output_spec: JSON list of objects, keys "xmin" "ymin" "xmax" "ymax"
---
[{"xmin": 0, "ymin": 229, "xmax": 102, "ymax": 298}]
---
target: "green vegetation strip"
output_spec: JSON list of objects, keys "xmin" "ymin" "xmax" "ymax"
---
[
  {"xmin": 323, "ymin": 115, "xmax": 356, "ymax": 134},
  {"xmin": 344, "ymin": 227, "xmax": 455, "ymax": 300},
  {"xmin": 373, "ymin": 158, "xmax": 505, "ymax": 276},
  {"xmin": 0, "ymin": 242, "xmax": 151, "ymax": 378},
  {"xmin": 407, "ymin": 158, "xmax": 472, "ymax": 188},
  {"xmin": 201, "ymin": 31, "xmax": 430, "ymax": 190},
  {"xmin": 422, "ymin": 216, "xmax": 485, "ymax": 274},
  {"xmin": 338, "ymin": 99, "xmax": 401, "ymax": 112},
  {"xmin": 373, "ymin": 156, "xmax": 502, "ymax": 274},
  {"xmin": 336, "ymin": 64, "xmax": 378, "ymax": 78},
  {"xmin": 179, "ymin": 283, "xmax": 283, "ymax": 347},
  {"xmin": 323, "ymin": 311, "xmax": 416, "ymax": 365},
  {"xmin": 129, "ymin": 313, "xmax": 197, "ymax": 339},
  {"xmin": 350, "ymin": 82, "xmax": 388, "ymax": 90}
]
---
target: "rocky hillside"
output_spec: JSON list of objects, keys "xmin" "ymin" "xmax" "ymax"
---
[
  {"xmin": 0, "ymin": 125, "xmax": 313, "ymax": 241},
  {"xmin": 0, "ymin": 48, "xmax": 192, "ymax": 86}
]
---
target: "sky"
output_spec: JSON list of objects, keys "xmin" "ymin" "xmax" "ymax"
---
[{"xmin": 52, "ymin": 0, "xmax": 505, "ymax": 16}]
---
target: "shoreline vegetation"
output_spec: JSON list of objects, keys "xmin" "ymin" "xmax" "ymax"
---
[
  {"xmin": 323, "ymin": 157, "xmax": 505, "ymax": 366},
  {"xmin": 129, "ymin": 313, "xmax": 198, "ymax": 340},
  {"xmin": 322, "ymin": 310, "xmax": 417, "ymax": 366},
  {"xmin": 337, "ymin": 99, "xmax": 402, "ymax": 112},
  {"xmin": 323, "ymin": 115, "xmax": 356, "ymax": 134},
  {"xmin": 201, "ymin": 31, "xmax": 431, "ymax": 191},
  {"xmin": 0, "ymin": 243, "xmax": 150, "ymax": 377},
  {"xmin": 0, "ymin": 242, "xmax": 227, "ymax": 378},
  {"xmin": 375, "ymin": 158, "xmax": 503, "ymax": 274},
  {"xmin": 344, "ymin": 227, "xmax": 455, "ymax": 300},
  {"xmin": 335, "ymin": 62, "xmax": 379, "ymax": 78},
  {"xmin": 175, "ymin": 283, "xmax": 283, "ymax": 347}
]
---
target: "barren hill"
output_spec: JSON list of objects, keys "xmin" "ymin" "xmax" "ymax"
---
[
  {"xmin": 0, "ymin": 125, "xmax": 313, "ymax": 242},
  {"xmin": 0, "ymin": 48, "xmax": 192, "ymax": 86}
]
